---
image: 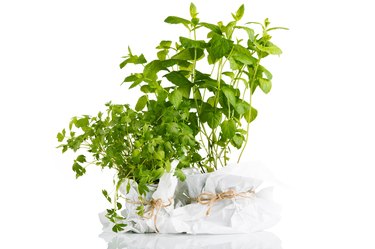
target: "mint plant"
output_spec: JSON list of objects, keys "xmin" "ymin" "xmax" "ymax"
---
[
  {"xmin": 121, "ymin": 3, "xmax": 286, "ymax": 169},
  {"xmin": 57, "ymin": 3, "xmax": 286, "ymax": 232}
]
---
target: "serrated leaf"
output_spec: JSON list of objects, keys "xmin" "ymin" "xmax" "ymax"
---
[
  {"xmin": 207, "ymin": 111, "xmax": 222, "ymax": 129},
  {"xmin": 254, "ymin": 41, "xmax": 282, "ymax": 55},
  {"xmin": 143, "ymin": 60, "xmax": 167, "ymax": 81},
  {"xmin": 135, "ymin": 95, "xmax": 148, "ymax": 111},
  {"xmin": 171, "ymin": 48, "xmax": 204, "ymax": 60},
  {"xmin": 164, "ymin": 71, "xmax": 192, "ymax": 87},
  {"xmin": 221, "ymin": 119, "xmax": 236, "ymax": 140},
  {"xmin": 258, "ymin": 78, "xmax": 272, "ymax": 93},
  {"xmin": 231, "ymin": 44, "xmax": 256, "ymax": 65},
  {"xmin": 179, "ymin": 37, "xmax": 207, "ymax": 49},
  {"xmin": 200, "ymin": 22, "xmax": 222, "ymax": 35},
  {"xmin": 207, "ymin": 34, "xmax": 234, "ymax": 62},
  {"xmin": 169, "ymin": 88, "xmax": 183, "ymax": 108},
  {"xmin": 221, "ymin": 85, "xmax": 237, "ymax": 106},
  {"xmin": 231, "ymin": 134, "xmax": 244, "ymax": 149}
]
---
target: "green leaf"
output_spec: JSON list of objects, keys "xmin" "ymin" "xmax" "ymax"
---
[
  {"xmin": 169, "ymin": 88, "xmax": 183, "ymax": 108},
  {"xmin": 164, "ymin": 71, "xmax": 192, "ymax": 87},
  {"xmin": 200, "ymin": 22, "xmax": 222, "ymax": 35},
  {"xmin": 179, "ymin": 37, "xmax": 207, "ymax": 49},
  {"xmin": 72, "ymin": 162, "xmax": 86, "ymax": 178},
  {"xmin": 164, "ymin": 16, "xmax": 191, "ymax": 26},
  {"xmin": 126, "ymin": 181, "xmax": 131, "ymax": 194},
  {"xmin": 143, "ymin": 60, "xmax": 167, "ymax": 81},
  {"xmin": 179, "ymin": 85, "xmax": 191, "ymax": 99},
  {"xmin": 233, "ymin": 4, "xmax": 245, "ymax": 21},
  {"xmin": 174, "ymin": 168, "xmax": 186, "ymax": 181},
  {"xmin": 135, "ymin": 95, "xmax": 148, "ymax": 111},
  {"xmin": 231, "ymin": 134, "xmax": 244, "ymax": 149},
  {"xmin": 231, "ymin": 44, "xmax": 256, "ymax": 65},
  {"xmin": 207, "ymin": 111, "xmax": 222, "ymax": 129},
  {"xmin": 102, "ymin": 189, "xmax": 112, "ymax": 203},
  {"xmin": 157, "ymin": 50, "xmax": 168, "ymax": 60},
  {"xmin": 76, "ymin": 154, "xmax": 86, "ymax": 163},
  {"xmin": 165, "ymin": 160, "xmax": 171, "ymax": 172},
  {"xmin": 57, "ymin": 129, "xmax": 65, "ymax": 142},
  {"xmin": 221, "ymin": 119, "xmax": 236, "ymax": 140},
  {"xmin": 235, "ymin": 101, "xmax": 250, "ymax": 115},
  {"xmin": 190, "ymin": 3, "xmax": 198, "ymax": 18},
  {"xmin": 75, "ymin": 117, "xmax": 89, "ymax": 128},
  {"xmin": 258, "ymin": 65, "xmax": 273, "ymax": 80},
  {"xmin": 171, "ymin": 48, "xmax": 204, "ymax": 60},
  {"xmin": 207, "ymin": 34, "xmax": 234, "ymax": 62},
  {"xmin": 154, "ymin": 150, "xmax": 165, "ymax": 161},
  {"xmin": 156, "ymin": 40, "xmax": 172, "ymax": 49},
  {"xmin": 258, "ymin": 78, "xmax": 272, "ymax": 93},
  {"xmin": 120, "ymin": 54, "xmax": 147, "ymax": 69},
  {"xmin": 112, "ymin": 223, "xmax": 127, "ymax": 233},
  {"xmin": 153, "ymin": 168, "xmax": 165, "ymax": 179},
  {"xmin": 254, "ymin": 41, "xmax": 282, "ymax": 55},
  {"xmin": 244, "ymin": 107, "xmax": 258, "ymax": 123},
  {"xmin": 221, "ymin": 85, "xmax": 237, "ymax": 106},
  {"xmin": 235, "ymin": 26, "xmax": 255, "ymax": 42}
]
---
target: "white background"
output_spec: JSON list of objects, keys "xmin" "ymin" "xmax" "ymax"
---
[{"xmin": 1, "ymin": 0, "xmax": 374, "ymax": 248}]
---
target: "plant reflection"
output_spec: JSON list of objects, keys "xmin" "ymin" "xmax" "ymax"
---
[{"xmin": 101, "ymin": 232, "xmax": 281, "ymax": 249}]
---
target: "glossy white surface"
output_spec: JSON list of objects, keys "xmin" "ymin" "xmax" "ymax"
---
[{"xmin": 102, "ymin": 232, "xmax": 281, "ymax": 249}]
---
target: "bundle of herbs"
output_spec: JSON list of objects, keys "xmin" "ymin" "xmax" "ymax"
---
[{"xmin": 57, "ymin": 3, "xmax": 286, "ymax": 232}]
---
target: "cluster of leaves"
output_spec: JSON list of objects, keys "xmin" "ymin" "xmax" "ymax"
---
[
  {"xmin": 56, "ymin": 3, "xmax": 286, "ymax": 232},
  {"xmin": 57, "ymin": 102, "xmax": 200, "ymax": 192},
  {"xmin": 121, "ymin": 3, "xmax": 286, "ymax": 169}
]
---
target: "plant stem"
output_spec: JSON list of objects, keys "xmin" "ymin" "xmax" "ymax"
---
[{"xmin": 237, "ymin": 60, "xmax": 260, "ymax": 163}]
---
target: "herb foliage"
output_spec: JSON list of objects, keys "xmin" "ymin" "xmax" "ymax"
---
[{"xmin": 57, "ymin": 3, "xmax": 286, "ymax": 232}]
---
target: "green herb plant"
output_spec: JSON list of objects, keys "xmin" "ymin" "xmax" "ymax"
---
[{"xmin": 57, "ymin": 3, "xmax": 286, "ymax": 232}]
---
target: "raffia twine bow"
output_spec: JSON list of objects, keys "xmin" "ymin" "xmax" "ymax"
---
[
  {"xmin": 127, "ymin": 197, "xmax": 173, "ymax": 233},
  {"xmin": 196, "ymin": 188, "xmax": 256, "ymax": 216}
]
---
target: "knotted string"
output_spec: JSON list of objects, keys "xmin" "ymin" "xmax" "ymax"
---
[
  {"xmin": 126, "ymin": 197, "xmax": 173, "ymax": 233},
  {"xmin": 196, "ymin": 188, "xmax": 256, "ymax": 216}
]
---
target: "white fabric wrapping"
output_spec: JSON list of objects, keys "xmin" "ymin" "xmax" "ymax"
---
[{"xmin": 100, "ymin": 162, "xmax": 281, "ymax": 234}]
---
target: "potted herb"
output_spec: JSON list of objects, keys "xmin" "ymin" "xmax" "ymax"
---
[{"xmin": 57, "ymin": 3, "xmax": 286, "ymax": 233}]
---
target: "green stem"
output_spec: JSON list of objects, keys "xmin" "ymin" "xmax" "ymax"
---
[{"xmin": 237, "ymin": 60, "xmax": 260, "ymax": 163}]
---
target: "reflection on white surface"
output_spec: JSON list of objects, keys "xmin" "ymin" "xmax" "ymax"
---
[{"xmin": 101, "ymin": 232, "xmax": 281, "ymax": 249}]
